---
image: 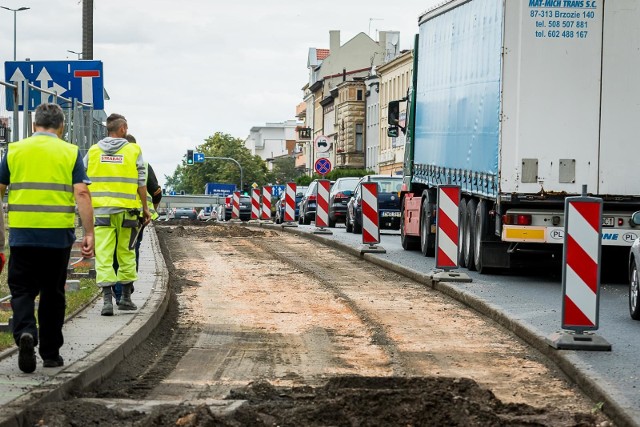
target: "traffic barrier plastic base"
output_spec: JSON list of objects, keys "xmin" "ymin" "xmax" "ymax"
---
[
  {"xmin": 281, "ymin": 221, "xmax": 298, "ymax": 228},
  {"xmin": 430, "ymin": 270, "xmax": 472, "ymax": 284},
  {"xmin": 546, "ymin": 331, "xmax": 612, "ymax": 351},
  {"xmin": 359, "ymin": 244, "xmax": 386, "ymax": 254},
  {"xmin": 313, "ymin": 227, "xmax": 333, "ymax": 235}
]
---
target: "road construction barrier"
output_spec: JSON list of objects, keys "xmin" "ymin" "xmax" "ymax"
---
[
  {"xmin": 315, "ymin": 179, "xmax": 330, "ymax": 228},
  {"xmin": 261, "ymin": 186, "xmax": 272, "ymax": 221},
  {"xmin": 562, "ymin": 196, "xmax": 603, "ymax": 331},
  {"xmin": 361, "ymin": 182, "xmax": 380, "ymax": 245},
  {"xmin": 231, "ymin": 191, "xmax": 240, "ymax": 220},
  {"xmin": 285, "ymin": 182, "xmax": 296, "ymax": 222},
  {"xmin": 251, "ymin": 188, "xmax": 260, "ymax": 220},
  {"xmin": 435, "ymin": 185, "xmax": 460, "ymax": 270}
]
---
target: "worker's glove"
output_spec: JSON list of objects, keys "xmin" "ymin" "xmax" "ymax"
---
[{"xmin": 0, "ymin": 253, "xmax": 5, "ymax": 274}]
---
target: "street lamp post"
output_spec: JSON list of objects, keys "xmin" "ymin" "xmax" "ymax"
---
[
  {"xmin": 1, "ymin": 6, "xmax": 30, "ymax": 61},
  {"xmin": 67, "ymin": 50, "xmax": 83, "ymax": 59}
]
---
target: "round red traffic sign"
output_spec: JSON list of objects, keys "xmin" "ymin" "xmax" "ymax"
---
[{"xmin": 314, "ymin": 157, "xmax": 332, "ymax": 176}]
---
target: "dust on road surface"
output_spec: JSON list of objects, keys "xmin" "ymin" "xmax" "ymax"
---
[{"xmin": 24, "ymin": 222, "xmax": 612, "ymax": 426}]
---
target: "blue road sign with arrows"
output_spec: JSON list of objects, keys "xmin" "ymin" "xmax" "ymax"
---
[
  {"xmin": 4, "ymin": 60, "xmax": 104, "ymax": 110},
  {"xmin": 194, "ymin": 152, "xmax": 205, "ymax": 163}
]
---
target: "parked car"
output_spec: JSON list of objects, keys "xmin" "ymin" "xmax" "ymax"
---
[
  {"xmin": 629, "ymin": 211, "xmax": 640, "ymax": 320},
  {"xmin": 328, "ymin": 177, "xmax": 360, "ymax": 227},
  {"xmin": 221, "ymin": 194, "xmax": 252, "ymax": 221},
  {"xmin": 346, "ymin": 175, "xmax": 403, "ymax": 233},
  {"xmin": 274, "ymin": 186, "xmax": 308, "ymax": 224},
  {"xmin": 298, "ymin": 181, "xmax": 319, "ymax": 225},
  {"xmin": 172, "ymin": 207, "xmax": 198, "ymax": 220}
]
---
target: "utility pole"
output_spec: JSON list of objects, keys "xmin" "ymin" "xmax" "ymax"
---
[{"xmin": 82, "ymin": 0, "xmax": 93, "ymax": 60}]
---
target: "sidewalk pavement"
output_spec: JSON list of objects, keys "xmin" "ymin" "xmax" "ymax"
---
[{"xmin": 0, "ymin": 226, "xmax": 169, "ymax": 427}]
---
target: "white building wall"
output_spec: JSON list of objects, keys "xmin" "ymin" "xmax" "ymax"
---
[{"xmin": 366, "ymin": 78, "xmax": 380, "ymax": 173}]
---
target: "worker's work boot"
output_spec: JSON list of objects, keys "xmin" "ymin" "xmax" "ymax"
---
[
  {"xmin": 101, "ymin": 287, "xmax": 114, "ymax": 316},
  {"xmin": 117, "ymin": 283, "xmax": 137, "ymax": 311}
]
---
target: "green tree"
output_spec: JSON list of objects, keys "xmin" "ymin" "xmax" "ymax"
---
[
  {"xmin": 267, "ymin": 156, "xmax": 302, "ymax": 184},
  {"xmin": 166, "ymin": 132, "xmax": 269, "ymax": 194}
]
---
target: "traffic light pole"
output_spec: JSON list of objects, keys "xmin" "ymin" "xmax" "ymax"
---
[{"xmin": 204, "ymin": 156, "xmax": 243, "ymax": 193}]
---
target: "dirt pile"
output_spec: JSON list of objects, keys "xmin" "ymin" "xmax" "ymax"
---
[{"xmin": 23, "ymin": 376, "xmax": 606, "ymax": 427}]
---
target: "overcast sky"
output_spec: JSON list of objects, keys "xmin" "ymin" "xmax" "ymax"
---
[{"xmin": 1, "ymin": 0, "xmax": 440, "ymax": 187}]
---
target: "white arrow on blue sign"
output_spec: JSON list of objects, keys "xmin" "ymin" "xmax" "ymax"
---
[
  {"xmin": 194, "ymin": 153, "xmax": 205, "ymax": 163},
  {"xmin": 4, "ymin": 60, "xmax": 104, "ymax": 111}
]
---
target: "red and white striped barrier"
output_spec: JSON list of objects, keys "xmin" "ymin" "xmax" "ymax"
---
[
  {"xmin": 361, "ymin": 182, "xmax": 380, "ymax": 245},
  {"xmin": 261, "ymin": 185, "xmax": 272, "ymax": 221},
  {"xmin": 315, "ymin": 179, "xmax": 330, "ymax": 228},
  {"xmin": 562, "ymin": 197, "xmax": 602, "ymax": 331},
  {"xmin": 251, "ymin": 188, "xmax": 260, "ymax": 220},
  {"xmin": 284, "ymin": 182, "xmax": 296, "ymax": 223},
  {"xmin": 231, "ymin": 191, "xmax": 240, "ymax": 220},
  {"xmin": 435, "ymin": 185, "xmax": 460, "ymax": 270}
]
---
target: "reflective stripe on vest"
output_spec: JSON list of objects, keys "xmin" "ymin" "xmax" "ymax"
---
[
  {"xmin": 7, "ymin": 134, "xmax": 77, "ymax": 229},
  {"xmin": 87, "ymin": 142, "xmax": 141, "ymax": 209}
]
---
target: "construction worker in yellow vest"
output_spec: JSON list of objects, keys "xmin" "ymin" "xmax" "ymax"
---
[{"xmin": 83, "ymin": 114, "xmax": 151, "ymax": 316}]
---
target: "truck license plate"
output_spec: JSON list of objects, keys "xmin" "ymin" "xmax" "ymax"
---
[{"xmin": 602, "ymin": 217, "xmax": 615, "ymax": 227}]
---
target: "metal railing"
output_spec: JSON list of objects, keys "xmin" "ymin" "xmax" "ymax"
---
[{"xmin": 0, "ymin": 78, "xmax": 106, "ymax": 156}]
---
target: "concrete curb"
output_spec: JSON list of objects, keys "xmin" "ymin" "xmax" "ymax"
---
[
  {"xmin": 0, "ymin": 227, "xmax": 170, "ymax": 427},
  {"xmin": 262, "ymin": 223, "xmax": 636, "ymax": 427}
]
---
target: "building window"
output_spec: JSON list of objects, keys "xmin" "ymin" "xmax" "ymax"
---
[
  {"xmin": 355, "ymin": 123, "xmax": 364, "ymax": 152},
  {"xmin": 357, "ymin": 89, "xmax": 363, "ymax": 101}
]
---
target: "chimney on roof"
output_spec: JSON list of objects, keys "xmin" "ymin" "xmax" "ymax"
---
[{"xmin": 330, "ymin": 30, "xmax": 340, "ymax": 53}]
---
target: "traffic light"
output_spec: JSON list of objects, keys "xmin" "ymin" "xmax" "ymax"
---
[{"xmin": 186, "ymin": 149, "xmax": 194, "ymax": 165}]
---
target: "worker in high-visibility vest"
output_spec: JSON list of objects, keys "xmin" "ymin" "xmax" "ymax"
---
[
  {"xmin": 112, "ymin": 134, "xmax": 162, "ymax": 304},
  {"xmin": 0, "ymin": 103, "xmax": 94, "ymax": 373},
  {"xmin": 84, "ymin": 113, "xmax": 151, "ymax": 316}
]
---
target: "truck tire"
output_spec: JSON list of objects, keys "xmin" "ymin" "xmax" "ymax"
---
[
  {"xmin": 473, "ymin": 200, "xmax": 490, "ymax": 273},
  {"xmin": 630, "ymin": 259, "xmax": 640, "ymax": 320},
  {"xmin": 401, "ymin": 203, "xmax": 420, "ymax": 251},
  {"xmin": 464, "ymin": 199, "xmax": 477, "ymax": 271},
  {"xmin": 458, "ymin": 199, "xmax": 468, "ymax": 268},
  {"xmin": 420, "ymin": 196, "xmax": 435, "ymax": 257}
]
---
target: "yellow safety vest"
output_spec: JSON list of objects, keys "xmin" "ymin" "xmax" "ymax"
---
[
  {"xmin": 87, "ymin": 142, "xmax": 141, "ymax": 209},
  {"xmin": 7, "ymin": 134, "xmax": 77, "ymax": 228},
  {"xmin": 144, "ymin": 162, "xmax": 158, "ymax": 220}
]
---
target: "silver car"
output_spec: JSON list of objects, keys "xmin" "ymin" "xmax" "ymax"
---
[{"xmin": 629, "ymin": 211, "xmax": 640, "ymax": 320}]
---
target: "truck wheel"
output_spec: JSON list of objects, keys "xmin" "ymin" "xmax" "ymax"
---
[
  {"xmin": 473, "ymin": 200, "xmax": 490, "ymax": 273},
  {"xmin": 458, "ymin": 199, "xmax": 468, "ymax": 268},
  {"xmin": 464, "ymin": 199, "xmax": 477, "ymax": 271},
  {"xmin": 401, "ymin": 204, "xmax": 420, "ymax": 251},
  {"xmin": 630, "ymin": 259, "xmax": 640, "ymax": 320},
  {"xmin": 420, "ymin": 196, "xmax": 435, "ymax": 257}
]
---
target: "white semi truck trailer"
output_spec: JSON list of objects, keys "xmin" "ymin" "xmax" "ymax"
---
[{"xmin": 392, "ymin": 0, "xmax": 640, "ymax": 273}]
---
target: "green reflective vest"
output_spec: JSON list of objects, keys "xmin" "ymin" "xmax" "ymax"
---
[
  {"xmin": 87, "ymin": 142, "xmax": 141, "ymax": 209},
  {"xmin": 7, "ymin": 134, "xmax": 77, "ymax": 228}
]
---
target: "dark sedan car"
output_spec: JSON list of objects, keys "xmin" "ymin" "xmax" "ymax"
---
[
  {"xmin": 274, "ymin": 186, "xmax": 308, "ymax": 224},
  {"xmin": 298, "ymin": 180, "xmax": 319, "ymax": 225},
  {"xmin": 328, "ymin": 177, "xmax": 360, "ymax": 227},
  {"xmin": 172, "ymin": 207, "xmax": 198, "ymax": 220},
  {"xmin": 222, "ymin": 194, "xmax": 252, "ymax": 221},
  {"xmin": 346, "ymin": 175, "xmax": 403, "ymax": 233}
]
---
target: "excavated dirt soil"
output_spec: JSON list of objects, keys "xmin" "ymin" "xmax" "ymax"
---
[{"xmin": 23, "ymin": 221, "xmax": 613, "ymax": 426}]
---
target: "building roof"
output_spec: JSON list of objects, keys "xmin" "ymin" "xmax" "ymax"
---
[{"xmin": 316, "ymin": 48, "xmax": 330, "ymax": 60}]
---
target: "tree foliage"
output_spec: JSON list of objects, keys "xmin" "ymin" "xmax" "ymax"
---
[{"xmin": 164, "ymin": 133, "xmax": 269, "ymax": 194}]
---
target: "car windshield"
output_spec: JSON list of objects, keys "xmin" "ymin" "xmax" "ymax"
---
[
  {"xmin": 296, "ymin": 186, "xmax": 308, "ymax": 197},
  {"xmin": 334, "ymin": 178, "xmax": 359, "ymax": 191},
  {"xmin": 370, "ymin": 177, "xmax": 403, "ymax": 193}
]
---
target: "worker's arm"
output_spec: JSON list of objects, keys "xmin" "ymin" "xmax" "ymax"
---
[
  {"xmin": 138, "ymin": 185, "xmax": 151, "ymax": 224},
  {"xmin": 147, "ymin": 164, "xmax": 162, "ymax": 210},
  {"xmin": 74, "ymin": 183, "xmax": 94, "ymax": 258}
]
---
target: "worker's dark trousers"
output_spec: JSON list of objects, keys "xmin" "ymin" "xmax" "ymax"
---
[{"xmin": 8, "ymin": 246, "xmax": 71, "ymax": 360}]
